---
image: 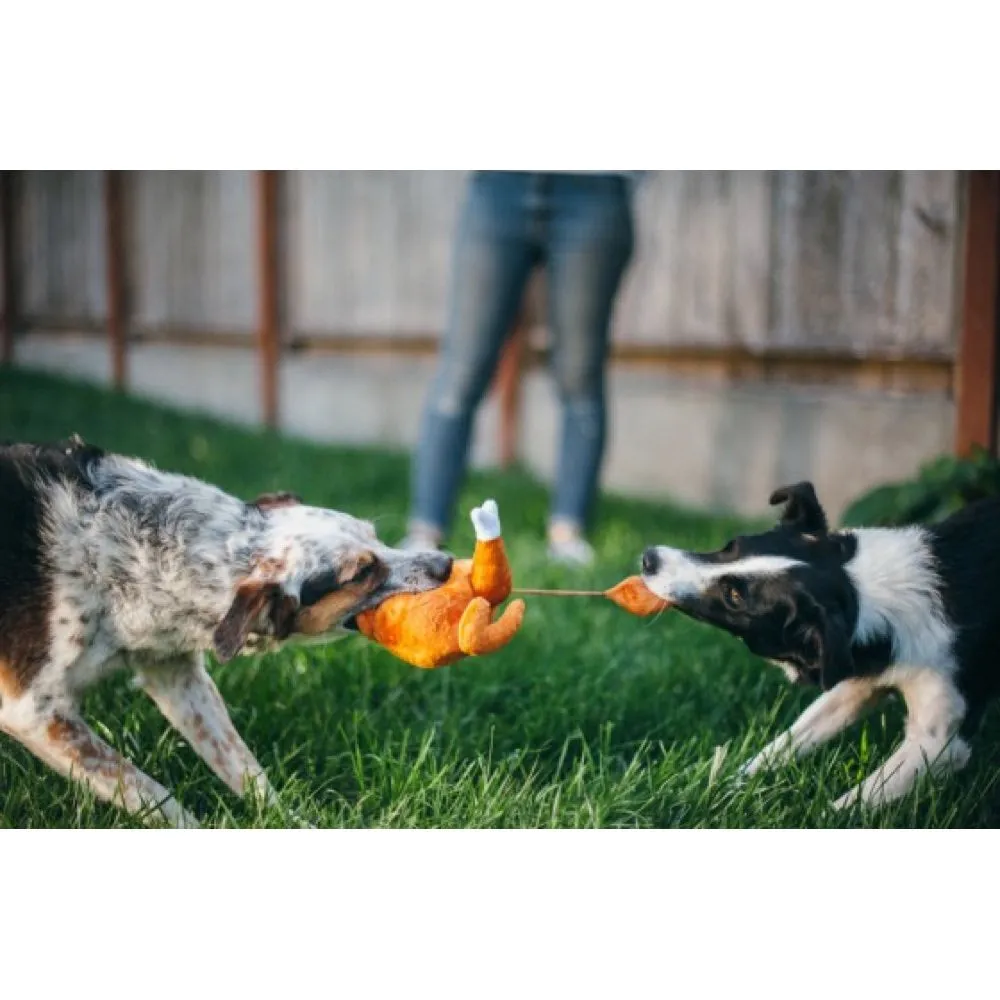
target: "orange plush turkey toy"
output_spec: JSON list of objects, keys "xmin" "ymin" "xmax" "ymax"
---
[{"xmin": 353, "ymin": 500, "xmax": 526, "ymax": 669}]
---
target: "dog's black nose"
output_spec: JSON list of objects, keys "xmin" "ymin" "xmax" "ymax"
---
[
  {"xmin": 423, "ymin": 551, "xmax": 454, "ymax": 583},
  {"xmin": 641, "ymin": 547, "xmax": 660, "ymax": 576}
]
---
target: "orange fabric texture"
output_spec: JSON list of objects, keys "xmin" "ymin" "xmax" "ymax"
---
[
  {"xmin": 355, "ymin": 503, "xmax": 525, "ymax": 670},
  {"xmin": 604, "ymin": 575, "xmax": 670, "ymax": 616}
]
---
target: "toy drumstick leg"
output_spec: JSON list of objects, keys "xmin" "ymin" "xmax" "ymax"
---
[{"xmin": 458, "ymin": 597, "xmax": 526, "ymax": 656}]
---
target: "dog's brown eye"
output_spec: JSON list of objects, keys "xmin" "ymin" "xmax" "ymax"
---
[{"xmin": 723, "ymin": 583, "xmax": 744, "ymax": 608}]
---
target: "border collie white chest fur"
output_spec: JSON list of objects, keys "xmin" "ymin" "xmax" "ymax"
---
[
  {"xmin": 0, "ymin": 437, "xmax": 452, "ymax": 827},
  {"xmin": 640, "ymin": 482, "xmax": 1000, "ymax": 810}
]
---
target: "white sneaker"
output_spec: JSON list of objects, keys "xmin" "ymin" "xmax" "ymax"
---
[
  {"xmin": 398, "ymin": 525, "xmax": 443, "ymax": 552},
  {"xmin": 547, "ymin": 535, "xmax": 596, "ymax": 568}
]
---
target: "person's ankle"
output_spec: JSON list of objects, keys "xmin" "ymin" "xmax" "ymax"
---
[
  {"xmin": 547, "ymin": 518, "xmax": 585, "ymax": 546},
  {"xmin": 547, "ymin": 519, "xmax": 595, "ymax": 567}
]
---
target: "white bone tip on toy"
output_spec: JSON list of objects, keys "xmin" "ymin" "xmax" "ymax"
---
[{"xmin": 470, "ymin": 499, "xmax": 502, "ymax": 541}]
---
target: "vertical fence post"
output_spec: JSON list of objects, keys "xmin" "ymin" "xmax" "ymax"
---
[
  {"xmin": 955, "ymin": 170, "xmax": 1000, "ymax": 458},
  {"xmin": 495, "ymin": 316, "xmax": 527, "ymax": 468},
  {"xmin": 104, "ymin": 171, "xmax": 128, "ymax": 388},
  {"xmin": 256, "ymin": 171, "xmax": 281, "ymax": 429},
  {"xmin": 1, "ymin": 171, "xmax": 16, "ymax": 365}
]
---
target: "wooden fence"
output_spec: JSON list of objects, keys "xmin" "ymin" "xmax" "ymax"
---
[{"xmin": 1, "ymin": 171, "xmax": 997, "ymax": 458}]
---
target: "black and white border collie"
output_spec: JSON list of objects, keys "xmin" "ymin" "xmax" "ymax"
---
[
  {"xmin": 640, "ymin": 482, "xmax": 1000, "ymax": 810},
  {"xmin": 0, "ymin": 437, "xmax": 452, "ymax": 827}
]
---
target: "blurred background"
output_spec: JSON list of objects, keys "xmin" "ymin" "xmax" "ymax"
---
[{"xmin": 1, "ymin": 170, "xmax": 995, "ymax": 523}]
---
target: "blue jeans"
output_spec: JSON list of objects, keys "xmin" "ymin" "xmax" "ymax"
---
[{"xmin": 410, "ymin": 172, "xmax": 636, "ymax": 537}]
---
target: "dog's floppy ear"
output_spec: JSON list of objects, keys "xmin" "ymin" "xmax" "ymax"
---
[
  {"xmin": 213, "ymin": 571, "xmax": 300, "ymax": 663},
  {"xmin": 793, "ymin": 591, "xmax": 855, "ymax": 690},
  {"xmin": 213, "ymin": 580, "xmax": 286, "ymax": 663},
  {"xmin": 769, "ymin": 482, "xmax": 828, "ymax": 534}
]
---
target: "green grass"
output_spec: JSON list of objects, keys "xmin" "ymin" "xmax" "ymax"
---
[{"xmin": 2, "ymin": 366, "xmax": 999, "ymax": 828}]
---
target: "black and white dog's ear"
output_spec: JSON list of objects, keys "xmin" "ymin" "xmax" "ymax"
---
[
  {"xmin": 769, "ymin": 482, "xmax": 828, "ymax": 535},
  {"xmin": 794, "ymin": 591, "xmax": 855, "ymax": 690},
  {"xmin": 213, "ymin": 580, "xmax": 294, "ymax": 663}
]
